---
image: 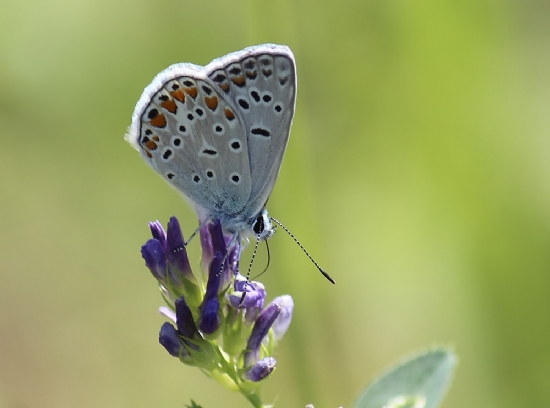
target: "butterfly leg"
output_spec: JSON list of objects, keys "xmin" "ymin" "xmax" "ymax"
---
[
  {"xmin": 216, "ymin": 231, "xmax": 240, "ymax": 277},
  {"xmin": 184, "ymin": 217, "xmax": 213, "ymax": 247}
]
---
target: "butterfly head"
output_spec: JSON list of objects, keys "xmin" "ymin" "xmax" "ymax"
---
[{"xmin": 251, "ymin": 208, "xmax": 275, "ymax": 241}]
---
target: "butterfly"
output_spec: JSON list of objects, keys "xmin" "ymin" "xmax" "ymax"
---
[
  {"xmin": 127, "ymin": 44, "xmax": 334, "ymax": 283},
  {"xmin": 127, "ymin": 44, "xmax": 295, "ymax": 241}
]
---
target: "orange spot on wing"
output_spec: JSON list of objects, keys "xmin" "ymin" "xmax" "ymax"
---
[
  {"xmin": 232, "ymin": 75, "xmax": 245, "ymax": 86},
  {"xmin": 224, "ymin": 108, "xmax": 235, "ymax": 121},
  {"xmin": 152, "ymin": 135, "xmax": 160, "ymax": 141},
  {"xmin": 171, "ymin": 89, "xmax": 185, "ymax": 102},
  {"xmin": 160, "ymin": 99, "xmax": 177, "ymax": 113},
  {"xmin": 246, "ymin": 70, "xmax": 257, "ymax": 80},
  {"xmin": 205, "ymin": 96, "xmax": 218, "ymax": 111},
  {"xmin": 149, "ymin": 113, "xmax": 166, "ymax": 128},
  {"xmin": 184, "ymin": 86, "xmax": 197, "ymax": 99},
  {"xmin": 146, "ymin": 151, "xmax": 152, "ymax": 158},
  {"xmin": 145, "ymin": 140, "xmax": 158, "ymax": 150},
  {"xmin": 220, "ymin": 83, "xmax": 229, "ymax": 93}
]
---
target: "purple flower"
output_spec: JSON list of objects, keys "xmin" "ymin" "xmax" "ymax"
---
[
  {"xmin": 200, "ymin": 221, "xmax": 215, "ymax": 273},
  {"xmin": 270, "ymin": 295, "xmax": 294, "ymax": 341},
  {"xmin": 199, "ymin": 252, "xmax": 223, "ymax": 334},
  {"xmin": 165, "ymin": 217, "xmax": 194, "ymax": 282},
  {"xmin": 200, "ymin": 219, "xmax": 237, "ymax": 291},
  {"xmin": 243, "ymin": 357, "xmax": 277, "ymax": 382},
  {"xmin": 159, "ymin": 322, "xmax": 187, "ymax": 358},
  {"xmin": 141, "ymin": 217, "xmax": 195, "ymax": 286},
  {"xmin": 139, "ymin": 216, "xmax": 295, "ymax": 396},
  {"xmin": 158, "ymin": 306, "xmax": 176, "ymax": 322},
  {"xmin": 226, "ymin": 240, "xmax": 240, "ymax": 275},
  {"xmin": 244, "ymin": 303, "xmax": 281, "ymax": 367},
  {"xmin": 176, "ymin": 296, "xmax": 198, "ymax": 339},
  {"xmin": 229, "ymin": 275, "xmax": 266, "ymax": 310},
  {"xmin": 141, "ymin": 239, "xmax": 166, "ymax": 281},
  {"xmin": 158, "ymin": 298, "xmax": 201, "ymax": 359},
  {"xmin": 149, "ymin": 221, "xmax": 166, "ymax": 247}
]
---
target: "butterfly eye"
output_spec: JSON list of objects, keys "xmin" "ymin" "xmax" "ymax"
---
[{"xmin": 252, "ymin": 215, "xmax": 265, "ymax": 235}]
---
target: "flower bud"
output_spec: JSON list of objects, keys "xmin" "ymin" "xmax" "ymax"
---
[
  {"xmin": 166, "ymin": 217, "xmax": 194, "ymax": 283},
  {"xmin": 244, "ymin": 303, "xmax": 281, "ymax": 367},
  {"xmin": 243, "ymin": 357, "xmax": 277, "ymax": 382},
  {"xmin": 141, "ymin": 239, "xmax": 166, "ymax": 281},
  {"xmin": 175, "ymin": 297, "xmax": 198, "ymax": 339},
  {"xmin": 199, "ymin": 252, "xmax": 223, "ymax": 334},
  {"xmin": 270, "ymin": 295, "xmax": 294, "ymax": 341},
  {"xmin": 159, "ymin": 322, "xmax": 185, "ymax": 358}
]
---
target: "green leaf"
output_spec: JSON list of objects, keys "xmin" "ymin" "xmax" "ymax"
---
[
  {"xmin": 185, "ymin": 400, "xmax": 203, "ymax": 408},
  {"xmin": 353, "ymin": 348, "xmax": 457, "ymax": 408}
]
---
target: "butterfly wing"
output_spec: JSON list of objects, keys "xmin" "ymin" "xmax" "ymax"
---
[
  {"xmin": 205, "ymin": 44, "xmax": 296, "ymax": 220},
  {"xmin": 127, "ymin": 44, "xmax": 296, "ymax": 230},
  {"xmin": 127, "ymin": 62, "xmax": 254, "ymax": 218}
]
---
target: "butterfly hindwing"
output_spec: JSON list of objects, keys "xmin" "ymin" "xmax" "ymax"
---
[{"xmin": 206, "ymin": 44, "xmax": 296, "ymax": 218}]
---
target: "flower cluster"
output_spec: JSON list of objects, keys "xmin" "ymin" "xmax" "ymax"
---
[{"xmin": 140, "ymin": 217, "xmax": 293, "ymax": 407}]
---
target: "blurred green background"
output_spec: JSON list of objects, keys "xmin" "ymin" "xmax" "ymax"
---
[{"xmin": 1, "ymin": 0, "xmax": 549, "ymax": 407}]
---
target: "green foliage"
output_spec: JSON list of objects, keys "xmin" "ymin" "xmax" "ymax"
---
[{"xmin": 354, "ymin": 349, "xmax": 457, "ymax": 408}]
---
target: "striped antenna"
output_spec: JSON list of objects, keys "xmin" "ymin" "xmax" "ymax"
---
[{"xmin": 270, "ymin": 217, "xmax": 335, "ymax": 284}]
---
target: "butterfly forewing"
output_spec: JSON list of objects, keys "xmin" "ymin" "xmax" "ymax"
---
[{"xmin": 132, "ymin": 64, "xmax": 253, "ymax": 214}]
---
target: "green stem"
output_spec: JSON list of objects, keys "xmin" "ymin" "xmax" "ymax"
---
[
  {"xmin": 241, "ymin": 391, "xmax": 266, "ymax": 408},
  {"xmin": 215, "ymin": 348, "xmax": 268, "ymax": 408}
]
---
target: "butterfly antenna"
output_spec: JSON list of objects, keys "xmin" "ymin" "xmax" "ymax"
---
[
  {"xmin": 251, "ymin": 240, "xmax": 272, "ymax": 281},
  {"xmin": 270, "ymin": 217, "xmax": 335, "ymax": 284},
  {"xmin": 239, "ymin": 236, "xmax": 261, "ymax": 306}
]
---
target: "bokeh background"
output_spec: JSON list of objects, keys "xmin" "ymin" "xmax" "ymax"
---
[{"xmin": 1, "ymin": 0, "xmax": 549, "ymax": 407}]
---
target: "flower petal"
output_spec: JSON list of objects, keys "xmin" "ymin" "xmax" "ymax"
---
[
  {"xmin": 148, "ymin": 221, "xmax": 166, "ymax": 248},
  {"xmin": 199, "ymin": 297, "xmax": 220, "ymax": 334},
  {"xmin": 166, "ymin": 217, "xmax": 194, "ymax": 282},
  {"xmin": 244, "ymin": 303, "xmax": 281, "ymax": 366},
  {"xmin": 271, "ymin": 295, "xmax": 294, "ymax": 341},
  {"xmin": 159, "ymin": 322, "xmax": 185, "ymax": 358},
  {"xmin": 175, "ymin": 296, "xmax": 198, "ymax": 338},
  {"xmin": 158, "ymin": 306, "xmax": 176, "ymax": 323},
  {"xmin": 199, "ymin": 250, "xmax": 223, "ymax": 334},
  {"xmin": 141, "ymin": 239, "xmax": 166, "ymax": 281},
  {"xmin": 243, "ymin": 357, "xmax": 277, "ymax": 382}
]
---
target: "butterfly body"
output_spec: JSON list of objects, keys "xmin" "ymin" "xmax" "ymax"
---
[{"xmin": 127, "ymin": 44, "xmax": 296, "ymax": 239}]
